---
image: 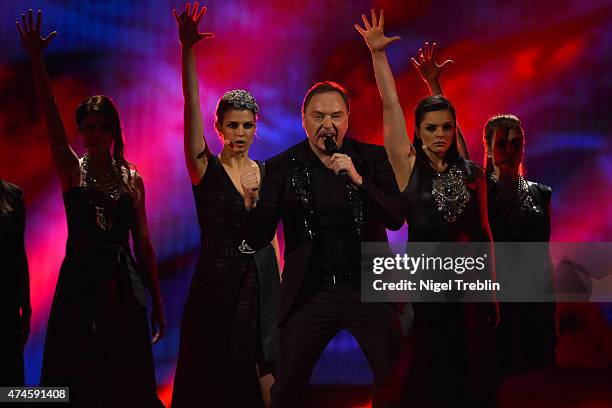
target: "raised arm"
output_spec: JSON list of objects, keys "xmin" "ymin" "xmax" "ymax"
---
[
  {"xmin": 411, "ymin": 42, "xmax": 470, "ymax": 160},
  {"xmin": 173, "ymin": 2, "xmax": 214, "ymax": 185},
  {"xmin": 17, "ymin": 10, "xmax": 79, "ymax": 191},
  {"xmin": 355, "ymin": 9, "xmax": 414, "ymax": 192}
]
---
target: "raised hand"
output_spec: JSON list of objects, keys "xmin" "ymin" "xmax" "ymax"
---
[
  {"xmin": 410, "ymin": 42, "xmax": 453, "ymax": 87},
  {"xmin": 173, "ymin": 2, "xmax": 214, "ymax": 47},
  {"xmin": 16, "ymin": 9, "xmax": 57, "ymax": 56},
  {"xmin": 354, "ymin": 9, "xmax": 400, "ymax": 53}
]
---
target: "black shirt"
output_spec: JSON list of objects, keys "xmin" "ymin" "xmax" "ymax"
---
[{"xmin": 306, "ymin": 145, "xmax": 361, "ymax": 278}]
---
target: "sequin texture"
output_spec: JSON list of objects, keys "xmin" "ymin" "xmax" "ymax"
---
[{"xmin": 432, "ymin": 164, "xmax": 471, "ymax": 223}]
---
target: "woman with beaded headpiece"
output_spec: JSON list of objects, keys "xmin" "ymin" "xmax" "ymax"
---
[
  {"xmin": 412, "ymin": 40, "xmax": 557, "ymax": 394},
  {"xmin": 356, "ymin": 11, "xmax": 498, "ymax": 406},
  {"xmin": 17, "ymin": 9, "xmax": 165, "ymax": 407},
  {"xmin": 171, "ymin": 3, "xmax": 280, "ymax": 407}
]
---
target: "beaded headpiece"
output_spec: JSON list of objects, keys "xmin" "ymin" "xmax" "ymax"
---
[{"xmin": 220, "ymin": 89, "xmax": 259, "ymax": 114}]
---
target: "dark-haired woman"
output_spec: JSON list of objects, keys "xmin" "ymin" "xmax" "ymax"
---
[
  {"xmin": 482, "ymin": 115, "xmax": 557, "ymax": 375},
  {"xmin": 414, "ymin": 43, "xmax": 557, "ymax": 379},
  {"xmin": 0, "ymin": 179, "xmax": 30, "ymax": 386},
  {"xmin": 17, "ymin": 10, "xmax": 165, "ymax": 407},
  {"xmin": 170, "ymin": 4, "xmax": 280, "ymax": 407},
  {"xmin": 357, "ymin": 12, "xmax": 497, "ymax": 406}
]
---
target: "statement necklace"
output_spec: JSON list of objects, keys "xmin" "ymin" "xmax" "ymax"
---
[
  {"xmin": 81, "ymin": 154, "xmax": 123, "ymax": 231},
  {"xmin": 489, "ymin": 172, "xmax": 540, "ymax": 234},
  {"xmin": 431, "ymin": 164, "xmax": 471, "ymax": 223}
]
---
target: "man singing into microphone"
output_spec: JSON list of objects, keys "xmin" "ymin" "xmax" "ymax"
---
[{"xmin": 241, "ymin": 81, "xmax": 404, "ymax": 408}]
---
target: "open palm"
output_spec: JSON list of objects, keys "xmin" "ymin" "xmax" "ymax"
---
[
  {"xmin": 16, "ymin": 9, "xmax": 57, "ymax": 56},
  {"xmin": 355, "ymin": 9, "xmax": 400, "ymax": 53},
  {"xmin": 411, "ymin": 42, "xmax": 453, "ymax": 84},
  {"xmin": 173, "ymin": 2, "xmax": 214, "ymax": 47}
]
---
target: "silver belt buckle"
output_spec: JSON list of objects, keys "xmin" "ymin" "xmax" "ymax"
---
[{"xmin": 238, "ymin": 239, "xmax": 256, "ymax": 254}]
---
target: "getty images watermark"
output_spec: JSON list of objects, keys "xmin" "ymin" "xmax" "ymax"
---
[
  {"xmin": 372, "ymin": 252, "xmax": 496, "ymax": 292},
  {"xmin": 361, "ymin": 242, "xmax": 612, "ymax": 302}
]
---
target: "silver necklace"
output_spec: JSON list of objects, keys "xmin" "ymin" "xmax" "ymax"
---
[
  {"xmin": 81, "ymin": 154, "xmax": 123, "ymax": 231},
  {"xmin": 489, "ymin": 172, "xmax": 540, "ymax": 234},
  {"xmin": 431, "ymin": 164, "xmax": 471, "ymax": 223}
]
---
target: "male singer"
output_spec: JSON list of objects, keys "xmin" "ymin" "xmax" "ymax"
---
[{"xmin": 241, "ymin": 81, "xmax": 403, "ymax": 408}]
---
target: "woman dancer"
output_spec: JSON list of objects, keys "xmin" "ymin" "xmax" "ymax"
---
[
  {"xmin": 0, "ymin": 179, "xmax": 30, "ymax": 386},
  {"xmin": 483, "ymin": 115, "xmax": 557, "ymax": 373},
  {"xmin": 412, "ymin": 42, "xmax": 557, "ymax": 375},
  {"xmin": 17, "ymin": 10, "xmax": 165, "ymax": 407},
  {"xmin": 171, "ymin": 3, "xmax": 280, "ymax": 407},
  {"xmin": 356, "ymin": 11, "xmax": 497, "ymax": 406}
]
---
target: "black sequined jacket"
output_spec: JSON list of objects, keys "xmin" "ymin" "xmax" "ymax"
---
[{"xmin": 246, "ymin": 138, "xmax": 403, "ymax": 324}]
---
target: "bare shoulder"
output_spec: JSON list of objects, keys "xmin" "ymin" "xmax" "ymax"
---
[
  {"xmin": 130, "ymin": 168, "xmax": 143, "ymax": 183},
  {"xmin": 123, "ymin": 167, "xmax": 145, "ymax": 204},
  {"xmin": 130, "ymin": 169, "xmax": 145, "ymax": 192},
  {"xmin": 249, "ymin": 159, "xmax": 261, "ymax": 175}
]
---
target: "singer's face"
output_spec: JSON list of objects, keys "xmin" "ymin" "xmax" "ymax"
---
[
  {"xmin": 302, "ymin": 91, "xmax": 349, "ymax": 153},
  {"xmin": 79, "ymin": 113, "xmax": 115, "ymax": 155},
  {"xmin": 416, "ymin": 110, "xmax": 455, "ymax": 156},
  {"xmin": 492, "ymin": 127, "xmax": 523, "ymax": 168},
  {"xmin": 217, "ymin": 109, "xmax": 256, "ymax": 153}
]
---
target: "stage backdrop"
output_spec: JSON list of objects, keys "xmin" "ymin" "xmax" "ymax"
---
[{"xmin": 1, "ymin": 0, "xmax": 611, "ymax": 400}]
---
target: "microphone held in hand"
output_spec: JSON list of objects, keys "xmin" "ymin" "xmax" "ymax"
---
[
  {"xmin": 323, "ymin": 136, "xmax": 349, "ymax": 178},
  {"xmin": 323, "ymin": 135, "xmax": 339, "ymax": 155}
]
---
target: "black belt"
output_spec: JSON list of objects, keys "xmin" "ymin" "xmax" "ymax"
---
[
  {"xmin": 65, "ymin": 241, "xmax": 147, "ymax": 306},
  {"xmin": 200, "ymin": 237, "xmax": 256, "ymax": 257}
]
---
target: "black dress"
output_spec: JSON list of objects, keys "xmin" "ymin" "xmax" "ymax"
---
[
  {"xmin": 488, "ymin": 176, "xmax": 557, "ymax": 373},
  {"xmin": 0, "ymin": 181, "xmax": 28, "ymax": 386},
  {"xmin": 40, "ymin": 186, "xmax": 163, "ymax": 408},
  {"xmin": 171, "ymin": 154, "xmax": 280, "ymax": 408},
  {"xmin": 400, "ymin": 156, "xmax": 497, "ymax": 407}
]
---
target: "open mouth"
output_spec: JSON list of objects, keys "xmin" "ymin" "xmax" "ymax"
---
[
  {"xmin": 318, "ymin": 132, "xmax": 336, "ymax": 140},
  {"xmin": 232, "ymin": 140, "xmax": 247, "ymax": 147}
]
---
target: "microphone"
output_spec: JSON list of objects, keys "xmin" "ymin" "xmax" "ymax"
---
[
  {"xmin": 422, "ymin": 142, "xmax": 435, "ymax": 154},
  {"xmin": 323, "ymin": 136, "xmax": 349, "ymax": 178},
  {"xmin": 323, "ymin": 135, "xmax": 339, "ymax": 155}
]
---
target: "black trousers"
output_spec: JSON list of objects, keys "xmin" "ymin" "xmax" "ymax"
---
[{"xmin": 271, "ymin": 282, "xmax": 402, "ymax": 408}]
